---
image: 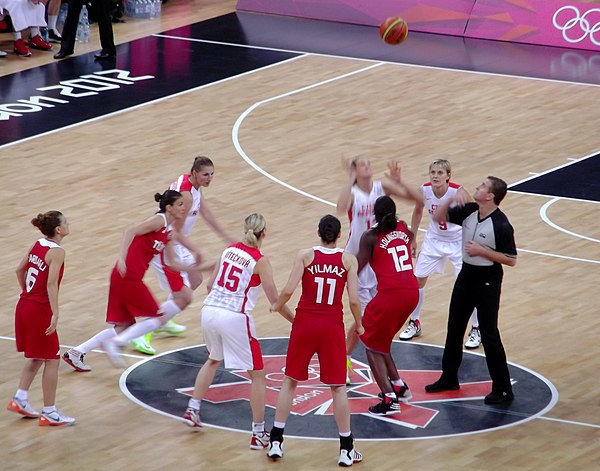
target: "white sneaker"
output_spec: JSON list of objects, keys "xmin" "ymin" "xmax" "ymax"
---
[
  {"xmin": 102, "ymin": 339, "xmax": 126, "ymax": 368},
  {"xmin": 465, "ymin": 326, "xmax": 481, "ymax": 349},
  {"xmin": 250, "ymin": 431, "xmax": 270, "ymax": 450},
  {"xmin": 0, "ymin": 50, "xmax": 7, "ymax": 58},
  {"xmin": 338, "ymin": 448, "xmax": 363, "ymax": 467},
  {"xmin": 39, "ymin": 409, "xmax": 76, "ymax": 426},
  {"xmin": 155, "ymin": 319, "xmax": 186, "ymax": 335},
  {"xmin": 62, "ymin": 349, "xmax": 92, "ymax": 372},
  {"xmin": 399, "ymin": 319, "xmax": 421, "ymax": 340},
  {"xmin": 267, "ymin": 441, "xmax": 283, "ymax": 460},
  {"xmin": 183, "ymin": 406, "xmax": 202, "ymax": 429},
  {"xmin": 7, "ymin": 397, "xmax": 39, "ymax": 418}
]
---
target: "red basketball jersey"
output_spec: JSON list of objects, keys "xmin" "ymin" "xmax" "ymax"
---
[
  {"xmin": 370, "ymin": 221, "xmax": 418, "ymax": 291},
  {"xmin": 297, "ymin": 247, "xmax": 347, "ymax": 316},
  {"xmin": 20, "ymin": 238, "xmax": 64, "ymax": 303},
  {"xmin": 123, "ymin": 214, "xmax": 171, "ymax": 280}
]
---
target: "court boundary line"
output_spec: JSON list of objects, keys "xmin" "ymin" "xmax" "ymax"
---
[
  {"xmin": 540, "ymin": 198, "xmax": 600, "ymax": 244},
  {"xmin": 153, "ymin": 33, "xmax": 600, "ymax": 89}
]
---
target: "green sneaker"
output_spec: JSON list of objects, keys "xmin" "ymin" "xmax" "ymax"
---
[
  {"xmin": 155, "ymin": 320, "xmax": 187, "ymax": 335},
  {"xmin": 130, "ymin": 333, "xmax": 156, "ymax": 355}
]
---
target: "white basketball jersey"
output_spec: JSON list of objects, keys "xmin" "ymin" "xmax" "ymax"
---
[
  {"xmin": 345, "ymin": 180, "xmax": 385, "ymax": 255},
  {"xmin": 204, "ymin": 242, "xmax": 263, "ymax": 314},
  {"xmin": 169, "ymin": 174, "xmax": 202, "ymax": 237},
  {"xmin": 422, "ymin": 182, "xmax": 462, "ymax": 242}
]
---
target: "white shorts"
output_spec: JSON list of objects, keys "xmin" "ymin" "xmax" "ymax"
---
[
  {"xmin": 201, "ymin": 305, "xmax": 262, "ymax": 370},
  {"xmin": 414, "ymin": 236, "xmax": 462, "ymax": 279},
  {"xmin": 151, "ymin": 244, "xmax": 192, "ymax": 291},
  {"xmin": 358, "ymin": 263, "xmax": 377, "ymax": 313}
]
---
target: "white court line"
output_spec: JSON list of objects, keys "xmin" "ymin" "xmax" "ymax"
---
[
  {"xmin": 153, "ymin": 34, "xmax": 600, "ymax": 88},
  {"xmin": 539, "ymin": 416, "xmax": 600, "ymax": 429},
  {"xmin": 540, "ymin": 198, "xmax": 600, "ymax": 244},
  {"xmin": 230, "ymin": 68, "xmax": 600, "ymax": 266}
]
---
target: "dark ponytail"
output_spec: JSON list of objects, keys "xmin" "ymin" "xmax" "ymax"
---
[
  {"xmin": 154, "ymin": 190, "xmax": 182, "ymax": 213},
  {"xmin": 31, "ymin": 211, "xmax": 64, "ymax": 238}
]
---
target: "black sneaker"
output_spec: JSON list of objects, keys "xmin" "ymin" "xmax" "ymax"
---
[
  {"xmin": 378, "ymin": 382, "xmax": 413, "ymax": 403},
  {"xmin": 484, "ymin": 391, "xmax": 514, "ymax": 404},
  {"xmin": 48, "ymin": 29, "xmax": 62, "ymax": 43},
  {"xmin": 425, "ymin": 379, "xmax": 460, "ymax": 393},
  {"xmin": 368, "ymin": 396, "xmax": 401, "ymax": 415}
]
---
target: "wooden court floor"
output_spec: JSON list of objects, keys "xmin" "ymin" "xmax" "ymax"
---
[{"xmin": 1, "ymin": 1, "xmax": 599, "ymax": 469}]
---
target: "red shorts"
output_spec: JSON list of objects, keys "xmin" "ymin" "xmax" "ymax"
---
[
  {"xmin": 15, "ymin": 298, "xmax": 60, "ymax": 360},
  {"xmin": 284, "ymin": 311, "xmax": 346, "ymax": 385},
  {"xmin": 163, "ymin": 263, "xmax": 185, "ymax": 292},
  {"xmin": 361, "ymin": 288, "xmax": 418, "ymax": 354},
  {"xmin": 106, "ymin": 268, "xmax": 160, "ymax": 325}
]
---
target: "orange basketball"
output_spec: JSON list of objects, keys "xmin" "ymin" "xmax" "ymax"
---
[{"xmin": 379, "ymin": 16, "xmax": 409, "ymax": 45}]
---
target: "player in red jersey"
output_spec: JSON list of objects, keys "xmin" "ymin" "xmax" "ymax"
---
[
  {"xmin": 267, "ymin": 215, "xmax": 364, "ymax": 467},
  {"xmin": 130, "ymin": 156, "xmax": 235, "ymax": 355},
  {"xmin": 7, "ymin": 211, "xmax": 75, "ymax": 426},
  {"xmin": 357, "ymin": 195, "xmax": 420, "ymax": 416},
  {"xmin": 62, "ymin": 190, "xmax": 199, "ymax": 370}
]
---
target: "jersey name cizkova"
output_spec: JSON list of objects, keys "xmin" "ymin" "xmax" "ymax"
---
[
  {"xmin": 297, "ymin": 247, "xmax": 347, "ymax": 316},
  {"xmin": 204, "ymin": 242, "xmax": 263, "ymax": 314},
  {"xmin": 371, "ymin": 221, "xmax": 418, "ymax": 291},
  {"xmin": 21, "ymin": 238, "xmax": 64, "ymax": 303},
  {"xmin": 422, "ymin": 182, "xmax": 462, "ymax": 242},
  {"xmin": 125, "ymin": 213, "xmax": 170, "ymax": 279},
  {"xmin": 170, "ymin": 174, "xmax": 201, "ymax": 237},
  {"xmin": 346, "ymin": 180, "xmax": 385, "ymax": 255}
]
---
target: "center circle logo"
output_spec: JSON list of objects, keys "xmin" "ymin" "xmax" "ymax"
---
[{"xmin": 120, "ymin": 337, "xmax": 557, "ymax": 440}]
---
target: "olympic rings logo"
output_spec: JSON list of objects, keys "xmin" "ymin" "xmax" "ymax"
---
[{"xmin": 553, "ymin": 6, "xmax": 600, "ymax": 46}]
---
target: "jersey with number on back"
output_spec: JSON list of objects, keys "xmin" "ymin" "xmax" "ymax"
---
[
  {"xmin": 170, "ymin": 174, "xmax": 201, "ymax": 237},
  {"xmin": 297, "ymin": 247, "xmax": 347, "ymax": 316},
  {"xmin": 124, "ymin": 213, "xmax": 170, "ymax": 280},
  {"xmin": 345, "ymin": 180, "xmax": 385, "ymax": 255},
  {"xmin": 422, "ymin": 182, "xmax": 462, "ymax": 242},
  {"xmin": 21, "ymin": 238, "xmax": 64, "ymax": 303},
  {"xmin": 204, "ymin": 242, "xmax": 263, "ymax": 314},
  {"xmin": 370, "ymin": 221, "xmax": 418, "ymax": 291}
]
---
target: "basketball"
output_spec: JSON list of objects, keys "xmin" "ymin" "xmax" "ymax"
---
[{"xmin": 379, "ymin": 16, "xmax": 409, "ymax": 45}]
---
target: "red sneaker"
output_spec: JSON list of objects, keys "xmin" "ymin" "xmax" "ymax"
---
[
  {"xmin": 29, "ymin": 34, "xmax": 52, "ymax": 51},
  {"xmin": 14, "ymin": 39, "xmax": 31, "ymax": 57}
]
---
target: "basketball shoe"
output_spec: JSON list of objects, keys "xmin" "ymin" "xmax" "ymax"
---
[
  {"xmin": 464, "ymin": 326, "xmax": 481, "ymax": 349},
  {"xmin": 250, "ymin": 431, "xmax": 270, "ymax": 450},
  {"xmin": 267, "ymin": 441, "xmax": 283, "ymax": 460},
  {"xmin": 183, "ymin": 407, "xmax": 202, "ymax": 429},
  {"xmin": 130, "ymin": 333, "xmax": 156, "ymax": 355},
  {"xmin": 399, "ymin": 319, "xmax": 421, "ymax": 341},
  {"xmin": 368, "ymin": 395, "xmax": 401, "ymax": 415},
  {"xmin": 28, "ymin": 34, "xmax": 52, "ymax": 51},
  {"xmin": 7, "ymin": 397, "xmax": 39, "ymax": 418},
  {"xmin": 155, "ymin": 320, "xmax": 186, "ymax": 335},
  {"xmin": 338, "ymin": 448, "xmax": 363, "ymax": 467},
  {"xmin": 63, "ymin": 349, "xmax": 92, "ymax": 372},
  {"xmin": 39, "ymin": 409, "xmax": 76, "ymax": 426},
  {"xmin": 13, "ymin": 39, "xmax": 31, "ymax": 57}
]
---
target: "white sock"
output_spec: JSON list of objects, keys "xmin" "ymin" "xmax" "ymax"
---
[
  {"xmin": 274, "ymin": 421, "xmax": 286, "ymax": 429},
  {"xmin": 74, "ymin": 327, "xmax": 117, "ymax": 353},
  {"xmin": 339, "ymin": 431, "xmax": 351, "ymax": 437},
  {"xmin": 14, "ymin": 32, "xmax": 22, "ymax": 40},
  {"xmin": 188, "ymin": 398, "xmax": 201, "ymax": 409},
  {"xmin": 470, "ymin": 309, "xmax": 479, "ymax": 328},
  {"xmin": 42, "ymin": 405, "xmax": 57, "ymax": 413},
  {"xmin": 15, "ymin": 389, "xmax": 28, "ymax": 401},
  {"xmin": 409, "ymin": 288, "xmax": 425, "ymax": 321},
  {"xmin": 252, "ymin": 421, "xmax": 265, "ymax": 433},
  {"xmin": 114, "ymin": 318, "xmax": 162, "ymax": 345},
  {"xmin": 30, "ymin": 27, "xmax": 40, "ymax": 37},
  {"xmin": 158, "ymin": 299, "xmax": 181, "ymax": 321},
  {"xmin": 48, "ymin": 15, "xmax": 57, "ymax": 30},
  {"xmin": 391, "ymin": 378, "xmax": 405, "ymax": 388}
]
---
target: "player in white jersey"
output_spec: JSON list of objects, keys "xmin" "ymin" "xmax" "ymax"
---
[
  {"xmin": 183, "ymin": 214, "xmax": 293, "ymax": 450},
  {"xmin": 336, "ymin": 155, "xmax": 418, "ymax": 382},
  {"xmin": 399, "ymin": 159, "xmax": 481, "ymax": 348},
  {"xmin": 131, "ymin": 156, "xmax": 235, "ymax": 355}
]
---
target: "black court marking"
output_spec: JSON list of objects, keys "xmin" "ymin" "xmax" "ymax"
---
[
  {"xmin": 510, "ymin": 153, "xmax": 600, "ymax": 202},
  {"xmin": 0, "ymin": 36, "xmax": 298, "ymax": 147},
  {"xmin": 121, "ymin": 338, "xmax": 557, "ymax": 440}
]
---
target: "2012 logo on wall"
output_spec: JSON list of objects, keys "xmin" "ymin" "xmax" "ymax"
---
[{"xmin": 120, "ymin": 337, "xmax": 557, "ymax": 439}]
